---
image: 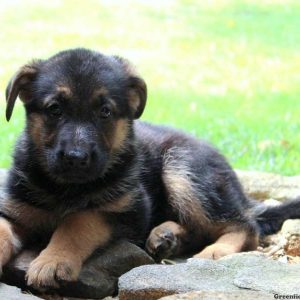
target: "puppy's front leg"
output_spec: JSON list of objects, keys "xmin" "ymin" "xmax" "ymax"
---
[
  {"xmin": 26, "ymin": 210, "xmax": 111, "ymax": 289},
  {"xmin": 0, "ymin": 217, "xmax": 22, "ymax": 274}
]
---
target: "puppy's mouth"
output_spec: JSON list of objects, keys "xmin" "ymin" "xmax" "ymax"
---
[{"xmin": 54, "ymin": 169, "xmax": 98, "ymax": 184}]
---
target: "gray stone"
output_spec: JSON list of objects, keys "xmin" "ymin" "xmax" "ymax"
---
[
  {"xmin": 0, "ymin": 282, "xmax": 43, "ymax": 299},
  {"xmin": 159, "ymin": 290, "xmax": 273, "ymax": 300},
  {"xmin": 119, "ymin": 253, "xmax": 300, "ymax": 300},
  {"xmin": 225, "ymin": 254, "xmax": 299, "ymax": 294},
  {"xmin": 236, "ymin": 170, "xmax": 300, "ymax": 201},
  {"xmin": 281, "ymin": 219, "xmax": 300, "ymax": 236},
  {"xmin": 2, "ymin": 240, "xmax": 154, "ymax": 299}
]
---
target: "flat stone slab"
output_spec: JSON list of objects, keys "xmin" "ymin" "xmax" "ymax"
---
[
  {"xmin": 282, "ymin": 219, "xmax": 300, "ymax": 236},
  {"xmin": 0, "ymin": 282, "xmax": 43, "ymax": 300},
  {"xmin": 119, "ymin": 253, "xmax": 300, "ymax": 300},
  {"xmin": 2, "ymin": 240, "xmax": 154, "ymax": 299}
]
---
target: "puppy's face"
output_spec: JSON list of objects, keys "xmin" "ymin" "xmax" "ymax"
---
[{"xmin": 5, "ymin": 49, "xmax": 147, "ymax": 183}]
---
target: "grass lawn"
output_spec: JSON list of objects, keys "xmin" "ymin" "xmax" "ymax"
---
[{"xmin": 0, "ymin": 0, "xmax": 299, "ymax": 175}]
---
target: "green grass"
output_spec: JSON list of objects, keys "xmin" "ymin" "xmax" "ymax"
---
[{"xmin": 0, "ymin": 0, "xmax": 300, "ymax": 175}]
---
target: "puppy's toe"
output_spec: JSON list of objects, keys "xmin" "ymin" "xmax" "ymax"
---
[
  {"xmin": 26, "ymin": 258, "xmax": 59, "ymax": 289},
  {"xmin": 26, "ymin": 252, "xmax": 81, "ymax": 289}
]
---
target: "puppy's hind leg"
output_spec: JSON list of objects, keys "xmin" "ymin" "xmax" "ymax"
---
[
  {"xmin": 146, "ymin": 149, "xmax": 212, "ymax": 260},
  {"xmin": 0, "ymin": 217, "xmax": 22, "ymax": 274},
  {"xmin": 194, "ymin": 223, "xmax": 259, "ymax": 260},
  {"xmin": 162, "ymin": 149, "xmax": 211, "ymax": 229}
]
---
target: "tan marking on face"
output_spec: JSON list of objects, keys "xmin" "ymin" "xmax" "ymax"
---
[
  {"xmin": 101, "ymin": 194, "xmax": 132, "ymax": 213},
  {"xmin": 92, "ymin": 87, "xmax": 108, "ymax": 99},
  {"xmin": 56, "ymin": 85, "xmax": 72, "ymax": 99},
  {"xmin": 0, "ymin": 218, "xmax": 21, "ymax": 266},
  {"xmin": 111, "ymin": 119, "xmax": 129, "ymax": 151},
  {"xmin": 28, "ymin": 113, "xmax": 44, "ymax": 151},
  {"xmin": 44, "ymin": 131, "xmax": 57, "ymax": 147},
  {"xmin": 91, "ymin": 87, "xmax": 117, "ymax": 112}
]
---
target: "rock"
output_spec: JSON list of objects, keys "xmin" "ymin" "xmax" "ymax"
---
[
  {"xmin": 0, "ymin": 282, "xmax": 43, "ymax": 299},
  {"xmin": 284, "ymin": 236, "xmax": 300, "ymax": 257},
  {"xmin": 231, "ymin": 254, "xmax": 299, "ymax": 293},
  {"xmin": 281, "ymin": 219, "xmax": 300, "ymax": 236},
  {"xmin": 2, "ymin": 240, "xmax": 154, "ymax": 299},
  {"xmin": 159, "ymin": 290, "xmax": 272, "ymax": 300},
  {"xmin": 119, "ymin": 253, "xmax": 300, "ymax": 300},
  {"xmin": 236, "ymin": 170, "xmax": 300, "ymax": 201},
  {"xmin": 280, "ymin": 219, "xmax": 300, "ymax": 257},
  {"xmin": 258, "ymin": 219, "xmax": 300, "ymax": 262}
]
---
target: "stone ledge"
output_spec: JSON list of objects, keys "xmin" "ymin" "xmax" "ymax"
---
[{"xmin": 119, "ymin": 253, "xmax": 300, "ymax": 300}]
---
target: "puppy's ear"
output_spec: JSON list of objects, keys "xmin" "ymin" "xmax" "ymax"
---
[
  {"xmin": 114, "ymin": 56, "xmax": 147, "ymax": 119},
  {"xmin": 5, "ymin": 60, "xmax": 42, "ymax": 122}
]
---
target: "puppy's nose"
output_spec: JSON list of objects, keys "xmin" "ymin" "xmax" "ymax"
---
[{"xmin": 62, "ymin": 149, "xmax": 89, "ymax": 169}]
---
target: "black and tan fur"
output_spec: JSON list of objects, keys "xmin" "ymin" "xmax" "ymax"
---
[{"xmin": 1, "ymin": 48, "xmax": 300, "ymax": 289}]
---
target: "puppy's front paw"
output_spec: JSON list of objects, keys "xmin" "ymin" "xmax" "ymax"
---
[
  {"xmin": 26, "ymin": 251, "xmax": 82, "ymax": 289},
  {"xmin": 146, "ymin": 227, "xmax": 178, "ymax": 261}
]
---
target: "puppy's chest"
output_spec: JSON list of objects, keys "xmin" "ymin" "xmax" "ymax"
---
[
  {"xmin": 3, "ymin": 169, "xmax": 139, "ymax": 236},
  {"xmin": 6, "ymin": 185, "xmax": 135, "ymax": 227},
  {"xmin": 28, "ymin": 187, "xmax": 134, "ymax": 214}
]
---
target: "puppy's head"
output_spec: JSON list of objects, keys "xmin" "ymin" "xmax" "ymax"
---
[{"xmin": 5, "ymin": 48, "xmax": 147, "ymax": 183}]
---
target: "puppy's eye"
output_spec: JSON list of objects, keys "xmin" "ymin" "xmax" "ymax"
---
[
  {"xmin": 100, "ymin": 106, "xmax": 111, "ymax": 119},
  {"xmin": 46, "ymin": 103, "xmax": 62, "ymax": 118}
]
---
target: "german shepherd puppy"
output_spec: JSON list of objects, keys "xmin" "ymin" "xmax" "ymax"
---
[{"xmin": 1, "ymin": 48, "xmax": 299, "ymax": 289}]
